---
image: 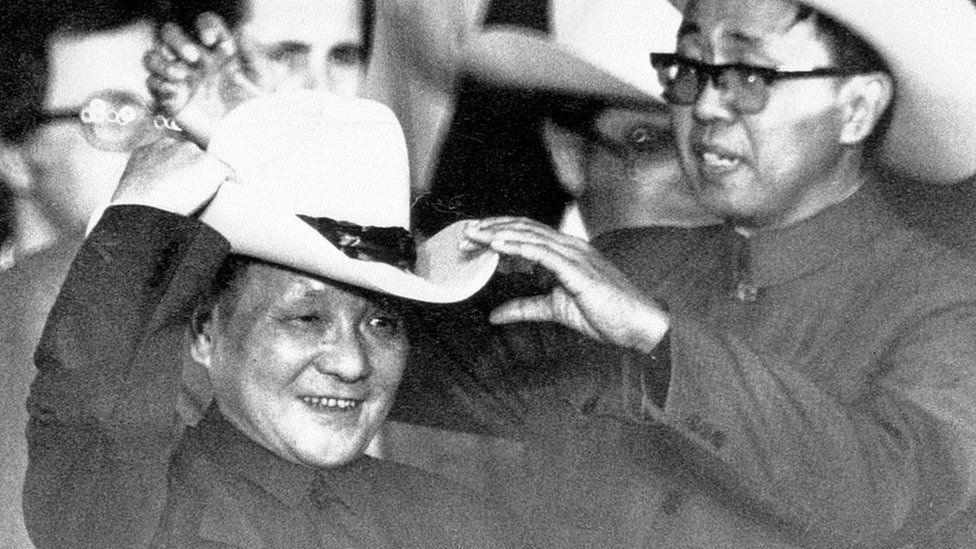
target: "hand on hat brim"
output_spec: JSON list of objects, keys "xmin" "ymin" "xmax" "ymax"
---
[{"xmin": 462, "ymin": 216, "xmax": 669, "ymax": 353}]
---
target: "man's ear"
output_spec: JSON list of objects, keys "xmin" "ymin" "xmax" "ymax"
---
[
  {"xmin": 188, "ymin": 304, "xmax": 218, "ymax": 371},
  {"xmin": 838, "ymin": 72, "xmax": 894, "ymax": 146},
  {"xmin": 541, "ymin": 118, "xmax": 587, "ymax": 197}
]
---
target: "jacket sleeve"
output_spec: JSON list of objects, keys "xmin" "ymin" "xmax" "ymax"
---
[
  {"xmin": 23, "ymin": 205, "xmax": 229, "ymax": 549},
  {"xmin": 596, "ymin": 298, "xmax": 976, "ymax": 548},
  {"xmin": 392, "ymin": 271, "xmax": 586, "ymax": 438}
]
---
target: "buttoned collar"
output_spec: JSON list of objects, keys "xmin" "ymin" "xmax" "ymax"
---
[
  {"xmin": 734, "ymin": 189, "xmax": 897, "ymax": 289},
  {"xmin": 191, "ymin": 404, "xmax": 374, "ymax": 517}
]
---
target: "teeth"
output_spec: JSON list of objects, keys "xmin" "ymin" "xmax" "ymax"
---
[
  {"xmin": 702, "ymin": 151, "xmax": 739, "ymax": 167},
  {"xmin": 301, "ymin": 396, "xmax": 360, "ymax": 410}
]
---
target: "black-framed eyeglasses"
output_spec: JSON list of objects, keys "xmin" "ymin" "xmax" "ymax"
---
[{"xmin": 650, "ymin": 53, "xmax": 871, "ymax": 114}]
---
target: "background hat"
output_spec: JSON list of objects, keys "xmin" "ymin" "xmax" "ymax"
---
[
  {"xmin": 204, "ymin": 90, "xmax": 498, "ymax": 303},
  {"xmin": 462, "ymin": 0, "xmax": 682, "ymax": 106}
]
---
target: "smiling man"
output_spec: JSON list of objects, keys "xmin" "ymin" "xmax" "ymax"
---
[{"xmin": 21, "ymin": 92, "xmax": 517, "ymax": 549}]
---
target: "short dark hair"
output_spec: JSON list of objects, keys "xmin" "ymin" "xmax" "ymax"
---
[
  {"xmin": 0, "ymin": 27, "xmax": 49, "ymax": 143},
  {"xmin": 207, "ymin": 254, "xmax": 255, "ymax": 315},
  {"xmin": 795, "ymin": 5, "xmax": 888, "ymax": 74},
  {"xmin": 795, "ymin": 4, "xmax": 893, "ymax": 155}
]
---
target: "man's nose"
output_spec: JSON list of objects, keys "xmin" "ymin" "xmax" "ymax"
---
[
  {"xmin": 313, "ymin": 326, "xmax": 372, "ymax": 383},
  {"xmin": 693, "ymin": 74, "xmax": 736, "ymax": 122}
]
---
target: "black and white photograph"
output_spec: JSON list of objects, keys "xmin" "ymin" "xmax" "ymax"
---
[{"xmin": 2, "ymin": 0, "xmax": 976, "ymax": 547}]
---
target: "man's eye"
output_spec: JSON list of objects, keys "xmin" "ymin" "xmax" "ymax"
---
[
  {"xmin": 286, "ymin": 313, "xmax": 322, "ymax": 325},
  {"xmin": 366, "ymin": 314, "xmax": 403, "ymax": 336},
  {"xmin": 675, "ymin": 62, "xmax": 698, "ymax": 79}
]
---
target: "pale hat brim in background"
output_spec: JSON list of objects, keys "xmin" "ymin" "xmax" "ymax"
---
[
  {"xmin": 204, "ymin": 90, "xmax": 498, "ymax": 304},
  {"xmin": 461, "ymin": 0, "xmax": 682, "ymax": 107},
  {"xmin": 673, "ymin": 0, "xmax": 976, "ymax": 184}
]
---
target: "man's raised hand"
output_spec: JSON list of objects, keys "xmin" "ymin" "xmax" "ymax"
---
[{"xmin": 144, "ymin": 13, "xmax": 265, "ymax": 147}]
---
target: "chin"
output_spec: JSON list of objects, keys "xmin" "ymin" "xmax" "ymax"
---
[{"xmin": 293, "ymin": 436, "xmax": 370, "ymax": 469}]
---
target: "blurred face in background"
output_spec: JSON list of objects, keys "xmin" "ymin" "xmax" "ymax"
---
[
  {"xmin": 238, "ymin": 0, "xmax": 365, "ymax": 96},
  {"xmin": 543, "ymin": 105, "xmax": 721, "ymax": 237},
  {"xmin": 19, "ymin": 22, "xmax": 154, "ymax": 238}
]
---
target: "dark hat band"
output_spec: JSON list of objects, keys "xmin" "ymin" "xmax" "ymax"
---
[{"xmin": 298, "ymin": 215, "xmax": 416, "ymax": 272}]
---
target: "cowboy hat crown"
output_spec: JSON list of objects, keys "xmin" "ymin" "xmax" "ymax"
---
[{"xmin": 204, "ymin": 90, "xmax": 498, "ymax": 303}]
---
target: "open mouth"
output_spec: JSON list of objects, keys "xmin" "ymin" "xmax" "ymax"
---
[
  {"xmin": 701, "ymin": 151, "xmax": 741, "ymax": 169},
  {"xmin": 694, "ymin": 143, "xmax": 745, "ymax": 178},
  {"xmin": 300, "ymin": 395, "xmax": 363, "ymax": 412}
]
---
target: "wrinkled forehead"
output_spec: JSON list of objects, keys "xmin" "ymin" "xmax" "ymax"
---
[
  {"xmin": 44, "ymin": 21, "xmax": 153, "ymax": 111},
  {"xmin": 233, "ymin": 259, "xmax": 404, "ymax": 314},
  {"xmin": 679, "ymin": 0, "xmax": 830, "ymax": 64},
  {"xmin": 240, "ymin": 0, "xmax": 362, "ymax": 48}
]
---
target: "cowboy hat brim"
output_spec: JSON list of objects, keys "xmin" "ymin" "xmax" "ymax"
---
[
  {"xmin": 199, "ymin": 183, "xmax": 499, "ymax": 304},
  {"xmin": 463, "ymin": 28, "xmax": 657, "ymax": 108},
  {"xmin": 460, "ymin": 0, "xmax": 682, "ymax": 107}
]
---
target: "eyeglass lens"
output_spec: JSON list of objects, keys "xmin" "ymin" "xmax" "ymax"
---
[{"xmin": 655, "ymin": 57, "xmax": 769, "ymax": 114}]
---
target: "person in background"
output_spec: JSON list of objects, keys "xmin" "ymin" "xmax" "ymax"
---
[
  {"xmin": 0, "ymin": 6, "xmax": 154, "ymax": 547},
  {"xmin": 23, "ymin": 89, "xmax": 515, "ymax": 549},
  {"xmin": 156, "ymin": 0, "xmax": 371, "ymax": 100}
]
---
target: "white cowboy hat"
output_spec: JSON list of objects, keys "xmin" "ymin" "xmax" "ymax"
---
[{"xmin": 202, "ymin": 90, "xmax": 498, "ymax": 303}]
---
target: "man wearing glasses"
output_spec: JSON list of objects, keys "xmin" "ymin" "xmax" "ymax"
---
[{"xmin": 459, "ymin": 0, "xmax": 976, "ymax": 546}]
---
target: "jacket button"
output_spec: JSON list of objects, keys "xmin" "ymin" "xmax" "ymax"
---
[{"xmin": 660, "ymin": 489, "xmax": 684, "ymax": 516}]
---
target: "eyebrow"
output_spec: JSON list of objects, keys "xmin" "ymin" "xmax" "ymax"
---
[
  {"xmin": 263, "ymin": 40, "xmax": 311, "ymax": 59},
  {"xmin": 724, "ymin": 31, "xmax": 764, "ymax": 48},
  {"xmin": 677, "ymin": 21, "xmax": 766, "ymax": 49}
]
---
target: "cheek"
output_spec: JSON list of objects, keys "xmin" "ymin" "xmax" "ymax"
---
[
  {"xmin": 212, "ymin": 323, "xmax": 297, "ymax": 389},
  {"xmin": 27, "ymin": 128, "xmax": 131, "ymax": 228},
  {"xmin": 369, "ymin": 341, "xmax": 408, "ymax": 390},
  {"xmin": 748, "ymin": 112, "xmax": 840, "ymax": 182},
  {"xmin": 750, "ymin": 86, "xmax": 841, "ymax": 168}
]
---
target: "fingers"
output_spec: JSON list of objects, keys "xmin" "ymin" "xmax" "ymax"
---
[
  {"xmin": 159, "ymin": 22, "xmax": 203, "ymax": 65},
  {"xmin": 196, "ymin": 12, "xmax": 236, "ymax": 56},
  {"xmin": 463, "ymin": 218, "xmax": 593, "ymax": 265},
  {"xmin": 464, "ymin": 217, "xmax": 591, "ymax": 253},
  {"xmin": 489, "ymin": 295, "xmax": 556, "ymax": 325},
  {"xmin": 144, "ymin": 48, "xmax": 191, "ymax": 81}
]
